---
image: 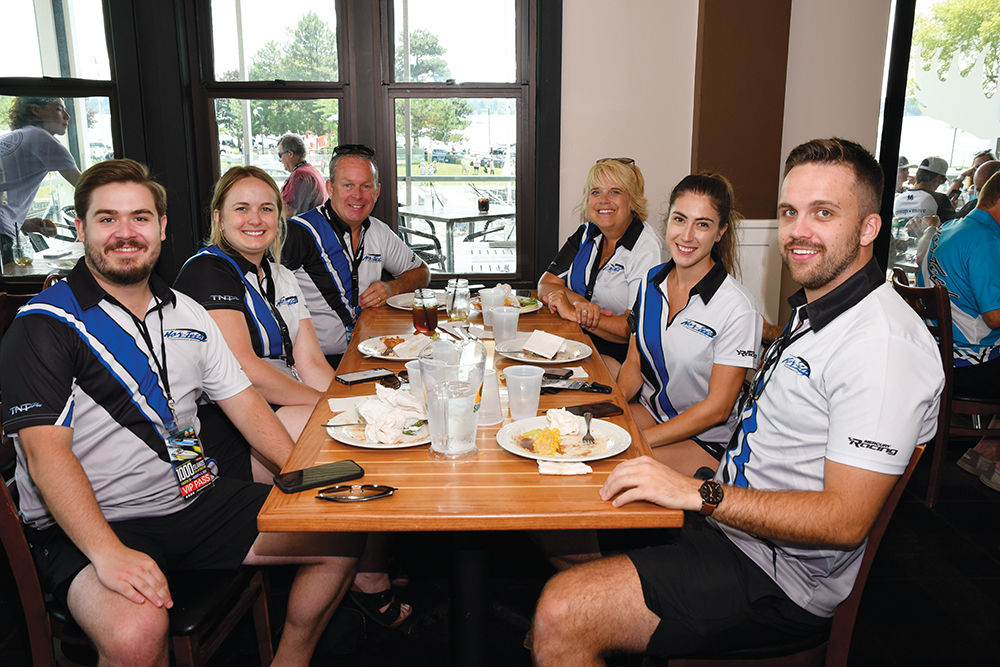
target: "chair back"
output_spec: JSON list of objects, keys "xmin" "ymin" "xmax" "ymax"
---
[
  {"xmin": 0, "ymin": 292, "xmax": 35, "ymax": 349},
  {"xmin": 0, "ymin": 451, "xmax": 61, "ymax": 667}
]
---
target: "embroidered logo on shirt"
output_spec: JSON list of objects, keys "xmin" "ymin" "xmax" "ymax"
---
[
  {"xmin": 781, "ymin": 355, "xmax": 811, "ymax": 377},
  {"xmin": 736, "ymin": 349, "xmax": 756, "ymax": 358},
  {"xmin": 163, "ymin": 328, "xmax": 208, "ymax": 342},
  {"xmin": 680, "ymin": 320, "xmax": 717, "ymax": 338},
  {"xmin": 276, "ymin": 296, "xmax": 299, "ymax": 307},
  {"xmin": 362, "ymin": 253, "xmax": 383, "ymax": 263},
  {"xmin": 9, "ymin": 402, "xmax": 42, "ymax": 416},
  {"xmin": 849, "ymin": 437, "xmax": 898, "ymax": 457},
  {"xmin": 602, "ymin": 263, "xmax": 625, "ymax": 273},
  {"xmin": 209, "ymin": 294, "xmax": 240, "ymax": 302}
]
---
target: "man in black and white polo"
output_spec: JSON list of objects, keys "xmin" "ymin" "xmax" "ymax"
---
[
  {"xmin": 0, "ymin": 159, "xmax": 359, "ymax": 667},
  {"xmin": 530, "ymin": 139, "xmax": 944, "ymax": 664},
  {"xmin": 281, "ymin": 144, "xmax": 430, "ymax": 365}
]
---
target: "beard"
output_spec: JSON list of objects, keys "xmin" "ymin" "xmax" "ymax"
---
[
  {"xmin": 85, "ymin": 237, "xmax": 160, "ymax": 286},
  {"xmin": 781, "ymin": 224, "xmax": 862, "ymax": 291}
]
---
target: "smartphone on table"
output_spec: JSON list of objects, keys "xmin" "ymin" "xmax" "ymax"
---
[
  {"xmin": 274, "ymin": 460, "xmax": 365, "ymax": 494},
  {"xmin": 336, "ymin": 368, "xmax": 396, "ymax": 386},
  {"xmin": 565, "ymin": 401, "xmax": 624, "ymax": 418}
]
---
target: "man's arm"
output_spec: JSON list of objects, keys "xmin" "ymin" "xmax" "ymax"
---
[
  {"xmin": 60, "ymin": 168, "xmax": 81, "ymax": 187},
  {"xmin": 18, "ymin": 425, "xmax": 173, "ymax": 607},
  {"xmin": 601, "ymin": 455, "xmax": 897, "ymax": 549},
  {"xmin": 982, "ymin": 307, "xmax": 1000, "ymax": 330},
  {"xmin": 216, "ymin": 386, "xmax": 296, "ymax": 469},
  {"xmin": 359, "ymin": 262, "xmax": 430, "ymax": 308}
]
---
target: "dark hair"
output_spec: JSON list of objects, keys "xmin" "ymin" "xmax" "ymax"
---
[
  {"xmin": 915, "ymin": 167, "xmax": 940, "ymax": 185},
  {"xmin": 209, "ymin": 166, "xmax": 287, "ymax": 266},
  {"xmin": 783, "ymin": 138, "xmax": 884, "ymax": 217},
  {"xmin": 329, "ymin": 145, "xmax": 380, "ymax": 187},
  {"xmin": 7, "ymin": 96, "xmax": 62, "ymax": 130},
  {"xmin": 278, "ymin": 133, "xmax": 307, "ymax": 159},
  {"xmin": 74, "ymin": 159, "xmax": 167, "ymax": 220},
  {"xmin": 666, "ymin": 172, "xmax": 742, "ymax": 278}
]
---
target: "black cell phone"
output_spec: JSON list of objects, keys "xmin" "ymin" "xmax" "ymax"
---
[
  {"xmin": 543, "ymin": 368, "xmax": 573, "ymax": 380},
  {"xmin": 336, "ymin": 368, "xmax": 396, "ymax": 385},
  {"xmin": 273, "ymin": 460, "xmax": 365, "ymax": 494},
  {"xmin": 565, "ymin": 401, "xmax": 624, "ymax": 418},
  {"xmin": 541, "ymin": 379, "xmax": 585, "ymax": 390}
]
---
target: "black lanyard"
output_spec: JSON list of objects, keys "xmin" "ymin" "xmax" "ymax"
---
[
  {"xmin": 584, "ymin": 236, "xmax": 611, "ymax": 302},
  {"xmin": 123, "ymin": 294, "xmax": 178, "ymax": 426},
  {"xmin": 257, "ymin": 262, "xmax": 298, "ymax": 375},
  {"xmin": 344, "ymin": 225, "xmax": 367, "ymax": 310}
]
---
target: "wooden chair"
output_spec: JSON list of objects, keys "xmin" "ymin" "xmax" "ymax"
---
[
  {"xmin": 660, "ymin": 444, "xmax": 924, "ymax": 667},
  {"xmin": 0, "ymin": 448, "xmax": 274, "ymax": 666},
  {"xmin": 892, "ymin": 275, "xmax": 1000, "ymax": 506}
]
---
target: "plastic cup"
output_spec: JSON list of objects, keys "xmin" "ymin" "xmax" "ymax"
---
[
  {"xmin": 419, "ymin": 339, "xmax": 487, "ymax": 462},
  {"xmin": 479, "ymin": 288, "xmax": 505, "ymax": 326},
  {"xmin": 504, "ymin": 365, "xmax": 544, "ymax": 421},
  {"xmin": 477, "ymin": 368, "xmax": 504, "ymax": 425},
  {"xmin": 491, "ymin": 306, "xmax": 520, "ymax": 345},
  {"xmin": 405, "ymin": 360, "xmax": 423, "ymax": 404}
]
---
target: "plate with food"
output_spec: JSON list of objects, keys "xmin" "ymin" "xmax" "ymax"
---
[
  {"xmin": 495, "ymin": 334, "xmax": 592, "ymax": 365},
  {"xmin": 495, "ymin": 413, "xmax": 631, "ymax": 462},
  {"xmin": 326, "ymin": 411, "xmax": 430, "ymax": 449},
  {"xmin": 357, "ymin": 334, "xmax": 433, "ymax": 360},
  {"xmin": 386, "ymin": 290, "xmax": 448, "ymax": 311},
  {"xmin": 471, "ymin": 294, "xmax": 542, "ymax": 314}
]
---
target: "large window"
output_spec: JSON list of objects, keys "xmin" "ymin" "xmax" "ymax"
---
[{"xmin": 195, "ymin": 0, "xmax": 535, "ymax": 282}]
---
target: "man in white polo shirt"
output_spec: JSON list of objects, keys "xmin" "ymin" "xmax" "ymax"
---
[
  {"xmin": 530, "ymin": 138, "xmax": 944, "ymax": 664},
  {"xmin": 1, "ymin": 159, "xmax": 359, "ymax": 667}
]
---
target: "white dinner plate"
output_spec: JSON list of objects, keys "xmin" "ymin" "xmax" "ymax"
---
[
  {"xmin": 356, "ymin": 334, "xmax": 432, "ymax": 361},
  {"xmin": 470, "ymin": 295, "xmax": 543, "ymax": 314},
  {"xmin": 496, "ymin": 416, "xmax": 631, "ymax": 462},
  {"xmin": 495, "ymin": 335, "xmax": 592, "ymax": 365},
  {"xmin": 325, "ymin": 416, "xmax": 430, "ymax": 449},
  {"xmin": 386, "ymin": 290, "xmax": 448, "ymax": 311}
]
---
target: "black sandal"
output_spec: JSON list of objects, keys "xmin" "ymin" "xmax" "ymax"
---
[{"xmin": 349, "ymin": 588, "xmax": 411, "ymax": 629}]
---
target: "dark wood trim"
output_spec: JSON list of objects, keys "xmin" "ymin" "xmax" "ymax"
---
[
  {"xmin": 692, "ymin": 0, "xmax": 792, "ymax": 219},
  {"xmin": 533, "ymin": 0, "xmax": 559, "ymax": 284},
  {"xmin": 876, "ymin": 0, "xmax": 917, "ymax": 272}
]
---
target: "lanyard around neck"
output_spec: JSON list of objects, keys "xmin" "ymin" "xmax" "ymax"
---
[
  {"xmin": 257, "ymin": 263, "xmax": 298, "ymax": 374},
  {"xmin": 122, "ymin": 294, "xmax": 177, "ymax": 424}
]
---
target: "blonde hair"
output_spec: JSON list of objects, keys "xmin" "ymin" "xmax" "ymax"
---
[
  {"xmin": 579, "ymin": 159, "xmax": 648, "ymax": 224},
  {"xmin": 209, "ymin": 166, "xmax": 287, "ymax": 267},
  {"xmin": 665, "ymin": 172, "xmax": 742, "ymax": 279}
]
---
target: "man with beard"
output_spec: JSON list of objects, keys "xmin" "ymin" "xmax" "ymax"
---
[
  {"xmin": 530, "ymin": 139, "xmax": 944, "ymax": 665},
  {"xmin": 0, "ymin": 159, "xmax": 359, "ymax": 667}
]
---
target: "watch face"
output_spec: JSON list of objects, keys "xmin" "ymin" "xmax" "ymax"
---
[{"xmin": 700, "ymin": 480, "xmax": 724, "ymax": 505}]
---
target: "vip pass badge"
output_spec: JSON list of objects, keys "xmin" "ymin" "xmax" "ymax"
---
[{"xmin": 165, "ymin": 421, "xmax": 214, "ymax": 500}]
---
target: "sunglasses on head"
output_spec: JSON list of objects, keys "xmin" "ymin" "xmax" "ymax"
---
[
  {"xmin": 333, "ymin": 144, "xmax": 376, "ymax": 157},
  {"xmin": 597, "ymin": 157, "xmax": 635, "ymax": 166}
]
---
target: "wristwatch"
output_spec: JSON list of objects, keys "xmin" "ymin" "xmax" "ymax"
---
[{"xmin": 698, "ymin": 479, "xmax": 724, "ymax": 516}]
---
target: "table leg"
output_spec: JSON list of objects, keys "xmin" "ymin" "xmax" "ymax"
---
[
  {"xmin": 446, "ymin": 223, "xmax": 456, "ymax": 273},
  {"xmin": 452, "ymin": 534, "xmax": 489, "ymax": 666}
]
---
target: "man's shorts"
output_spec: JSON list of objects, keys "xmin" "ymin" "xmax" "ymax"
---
[
  {"xmin": 24, "ymin": 477, "xmax": 269, "ymax": 609},
  {"xmin": 628, "ymin": 514, "xmax": 830, "ymax": 658},
  {"xmin": 953, "ymin": 356, "xmax": 1000, "ymax": 401}
]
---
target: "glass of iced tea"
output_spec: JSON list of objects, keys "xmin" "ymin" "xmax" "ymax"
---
[{"xmin": 412, "ymin": 289, "xmax": 439, "ymax": 332}]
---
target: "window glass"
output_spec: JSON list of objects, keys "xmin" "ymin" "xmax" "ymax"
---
[
  {"xmin": 212, "ymin": 1, "xmax": 339, "ymax": 82},
  {"xmin": 1, "ymin": 95, "xmax": 113, "ymax": 246},
  {"xmin": 879, "ymin": 0, "xmax": 997, "ymax": 281},
  {"xmin": 0, "ymin": 0, "xmax": 110, "ymax": 79},
  {"xmin": 394, "ymin": 0, "xmax": 516, "ymax": 83},
  {"xmin": 214, "ymin": 97, "xmax": 339, "ymax": 187},
  {"xmin": 396, "ymin": 97, "xmax": 516, "ymax": 275}
]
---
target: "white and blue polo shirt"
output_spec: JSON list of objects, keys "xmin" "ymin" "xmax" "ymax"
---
[
  {"xmin": 918, "ymin": 208, "xmax": 1000, "ymax": 366},
  {"xmin": 175, "ymin": 245, "xmax": 311, "ymax": 377},
  {"xmin": 717, "ymin": 259, "xmax": 943, "ymax": 617},
  {"xmin": 547, "ymin": 215, "xmax": 666, "ymax": 317},
  {"xmin": 629, "ymin": 259, "xmax": 761, "ymax": 447},
  {"xmin": 282, "ymin": 202, "xmax": 423, "ymax": 356},
  {"xmin": 1, "ymin": 260, "xmax": 251, "ymax": 530}
]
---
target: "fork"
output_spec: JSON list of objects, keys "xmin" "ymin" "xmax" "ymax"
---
[{"xmin": 582, "ymin": 412, "xmax": 595, "ymax": 444}]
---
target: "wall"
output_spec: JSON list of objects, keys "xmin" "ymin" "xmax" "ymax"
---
[{"xmin": 559, "ymin": 1, "xmax": 698, "ymax": 241}]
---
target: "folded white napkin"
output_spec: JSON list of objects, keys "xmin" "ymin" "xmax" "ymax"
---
[
  {"xmin": 537, "ymin": 461, "xmax": 593, "ymax": 475},
  {"xmin": 546, "ymin": 408, "xmax": 580, "ymax": 435},
  {"xmin": 523, "ymin": 330, "xmax": 566, "ymax": 359},
  {"xmin": 358, "ymin": 385, "xmax": 427, "ymax": 444},
  {"xmin": 392, "ymin": 334, "xmax": 432, "ymax": 358},
  {"xmin": 566, "ymin": 366, "xmax": 588, "ymax": 379}
]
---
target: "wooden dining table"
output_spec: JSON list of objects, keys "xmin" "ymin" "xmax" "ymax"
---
[{"xmin": 257, "ymin": 293, "xmax": 683, "ymax": 664}]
